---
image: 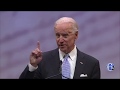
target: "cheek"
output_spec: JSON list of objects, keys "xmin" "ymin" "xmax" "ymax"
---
[
  {"xmin": 56, "ymin": 39, "xmax": 59, "ymax": 43},
  {"xmin": 56, "ymin": 39, "xmax": 62, "ymax": 44},
  {"xmin": 68, "ymin": 38, "xmax": 75, "ymax": 44}
]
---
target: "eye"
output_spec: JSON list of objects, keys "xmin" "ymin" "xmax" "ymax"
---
[
  {"xmin": 62, "ymin": 34, "xmax": 69, "ymax": 38},
  {"xmin": 56, "ymin": 33, "xmax": 60, "ymax": 38}
]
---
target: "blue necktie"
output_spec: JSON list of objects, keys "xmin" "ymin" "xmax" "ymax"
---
[{"xmin": 62, "ymin": 54, "xmax": 70, "ymax": 79}]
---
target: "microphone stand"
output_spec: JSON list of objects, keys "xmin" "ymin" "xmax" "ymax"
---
[
  {"xmin": 45, "ymin": 60, "xmax": 70, "ymax": 79},
  {"xmin": 45, "ymin": 72, "xmax": 70, "ymax": 79},
  {"xmin": 45, "ymin": 73, "xmax": 62, "ymax": 79}
]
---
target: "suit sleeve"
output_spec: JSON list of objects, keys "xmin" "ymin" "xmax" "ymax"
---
[{"xmin": 19, "ymin": 65, "xmax": 35, "ymax": 79}]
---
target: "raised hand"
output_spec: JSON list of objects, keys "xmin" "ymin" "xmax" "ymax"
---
[{"xmin": 30, "ymin": 41, "xmax": 42, "ymax": 67}]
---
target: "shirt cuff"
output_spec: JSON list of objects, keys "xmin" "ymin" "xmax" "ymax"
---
[{"xmin": 28, "ymin": 63, "xmax": 38, "ymax": 72}]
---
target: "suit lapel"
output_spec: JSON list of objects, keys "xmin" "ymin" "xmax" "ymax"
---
[
  {"xmin": 73, "ymin": 49, "xmax": 86, "ymax": 79},
  {"xmin": 50, "ymin": 48, "xmax": 62, "ymax": 79}
]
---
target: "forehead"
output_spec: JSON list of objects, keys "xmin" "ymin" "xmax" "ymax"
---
[{"xmin": 55, "ymin": 22, "xmax": 73, "ymax": 32}]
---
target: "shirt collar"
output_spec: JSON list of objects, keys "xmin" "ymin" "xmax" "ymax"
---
[{"xmin": 59, "ymin": 45, "xmax": 77, "ymax": 61}]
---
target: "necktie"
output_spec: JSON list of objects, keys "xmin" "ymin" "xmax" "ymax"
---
[{"xmin": 62, "ymin": 54, "xmax": 70, "ymax": 79}]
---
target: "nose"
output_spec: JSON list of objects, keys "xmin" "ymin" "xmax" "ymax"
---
[{"xmin": 59, "ymin": 36, "xmax": 64, "ymax": 42}]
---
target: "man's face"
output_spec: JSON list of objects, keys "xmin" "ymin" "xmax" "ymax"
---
[{"xmin": 54, "ymin": 22, "xmax": 78, "ymax": 53}]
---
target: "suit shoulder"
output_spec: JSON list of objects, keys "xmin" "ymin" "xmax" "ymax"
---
[
  {"xmin": 43, "ymin": 48, "xmax": 58, "ymax": 55},
  {"xmin": 80, "ymin": 51, "xmax": 99, "ymax": 63}
]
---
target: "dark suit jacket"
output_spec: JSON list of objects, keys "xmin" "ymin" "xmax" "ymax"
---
[{"xmin": 19, "ymin": 48, "xmax": 101, "ymax": 79}]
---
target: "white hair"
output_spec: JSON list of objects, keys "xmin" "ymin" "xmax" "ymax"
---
[{"xmin": 54, "ymin": 17, "xmax": 79, "ymax": 32}]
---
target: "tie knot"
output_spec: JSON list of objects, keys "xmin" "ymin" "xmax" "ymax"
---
[{"xmin": 64, "ymin": 54, "xmax": 69, "ymax": 60}]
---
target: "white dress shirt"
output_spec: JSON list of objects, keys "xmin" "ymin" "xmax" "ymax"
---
[{"xmin": 59, "ymin": 45, "xmax": 77, "ymax": 79}]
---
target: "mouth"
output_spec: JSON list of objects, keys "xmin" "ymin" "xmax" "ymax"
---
[{"xmin": 59, "ymin": 45, "xmax": 65, "ymax": 48}]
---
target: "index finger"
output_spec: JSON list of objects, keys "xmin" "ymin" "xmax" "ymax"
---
[{"xmin": 37, "ymin": 41, "xmax": 40, "ymax": 50}]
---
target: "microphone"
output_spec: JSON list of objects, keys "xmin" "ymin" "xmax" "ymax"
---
[
  {"xmin": 45, "ymin": 61, "xmax": 62, "ymax": 79},
  {"xmin": 45, "ymin": 72, "xmax": 61, "ymax": 79},
  {"xmin": 60, "ymin": 61, "xmax": 70, "ymax": 79},
  {"xmin": 45, "ymin": 60, "xmax": 70, "ymax": 79}
]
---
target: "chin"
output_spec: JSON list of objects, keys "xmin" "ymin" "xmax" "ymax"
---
[
  {"xmin": 60, "ymin": 49, "xmax": 68, "ymax": 53},
  {"xmin": 60, "ymin": 48, "xmax": 65, "ymax": 51}
]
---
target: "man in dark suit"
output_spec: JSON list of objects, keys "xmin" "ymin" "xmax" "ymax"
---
[{"xmin": 19, "ymin": 17, "xmax": 101, "ymax": 79}]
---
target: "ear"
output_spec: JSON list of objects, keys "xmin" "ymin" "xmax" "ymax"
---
[{"xmin": 75, "ymin": 31, "xmax": 78, "ymax": 39}]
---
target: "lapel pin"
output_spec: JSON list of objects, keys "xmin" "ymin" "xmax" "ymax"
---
[{"xmin": 80, "ymin": 62, "xmax": 83, "ymax": 64}]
